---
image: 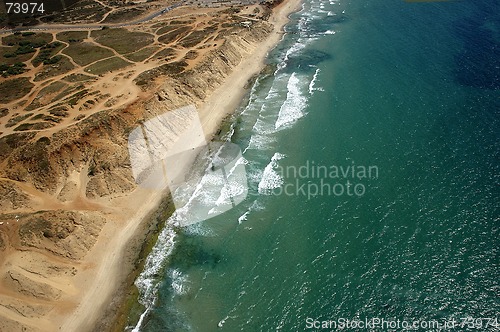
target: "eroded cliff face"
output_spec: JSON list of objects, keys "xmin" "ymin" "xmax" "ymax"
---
[
  {"xmin": 0, "ymin": 20, "xmax": 272, "ymax": 332},
  {"xmin": 144, "ymin": 23, "xmax": 272, "ymax": 111}
]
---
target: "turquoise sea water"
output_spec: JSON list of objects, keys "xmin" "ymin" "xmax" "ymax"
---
[{"xmin": 132, "ymin": 0, "xmax": 499, "ymax": 331}]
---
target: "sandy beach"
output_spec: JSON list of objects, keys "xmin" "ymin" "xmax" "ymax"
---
[
  {"xmin": 51, "ymin": 0, "xmax": 303, "ymax": 331},
  {"xmin": 198, "ymin": 0, "xmax": 303, "ymax": 139}
]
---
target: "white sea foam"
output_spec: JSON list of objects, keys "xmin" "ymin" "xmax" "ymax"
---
[
  {"xmin": 244, "ymin": 133, "xmax": 276, "ymax": 153},
  {"xmin": 246, "ymin": 165, "xmax": 264, "ymax": 186},
  {"xmin": 132, "ymin": 2, "xmax": 334, "ymax": 330},
  {"xmin": 280, "ymin": 39, "xmax": 308, "ymax": 71},
  {"xmin": 172, "ymin": 143, "xmax": 248, "ymax": 226},
  {"xmin": 237, "ymin": 199, "xmax": 265, "ymax": 224},
  {"xmin": 132, "ymin": 224, "xmax": 177, "ymax": 331},
  {"xmin": 243, "ymin": 74, "xmax": 291, "ymax": 152},
  {"xmin": 238, "ymin": 211, "xmax": 250, "ymax": 223},
  {"xmin": 131, "ymin": 308, "xmax": 150, "ymax": 332},
  {"xmin": 309, "ymin": 68, "xmax": 323, "ymax": 94},
  {"xmin": 213, "ymin": 181, "xmax": 246, "ymax": 210},
  {"xmin": 170, "ymin": 269, "xmax": 190, "ymax": 295},
  {"xmin": 184, "ymin": 222, "xmax": 215, "ymax": 236},
  {"xmin": 275, "ymin": 73, "xmax": 308, "ymax": 130},
  {"xmin": 252, "ymin": 116, "xmax": 273, "ymax": 135},
  {"xmin": 258, "ymin": 153, "xmax": 286, "ymax": 194}
]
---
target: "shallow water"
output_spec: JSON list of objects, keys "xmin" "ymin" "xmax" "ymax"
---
[{"xmin": 134, "ymin": 0, "xmax": 499, "ymax": 330}]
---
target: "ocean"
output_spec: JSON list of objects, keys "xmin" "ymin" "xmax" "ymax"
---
[{"xmin": 131, "ymin": 0, "xmax": 499, "ymax": 330}]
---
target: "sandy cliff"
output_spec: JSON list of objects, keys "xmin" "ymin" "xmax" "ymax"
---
[{"xmin": 0, "ymin": 4, "xmax": 294, "ymax": 330}]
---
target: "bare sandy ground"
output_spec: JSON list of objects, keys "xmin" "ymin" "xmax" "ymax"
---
[{"xmin": 53, "ymin": 0, "xmax": 303, "ymax": 331}]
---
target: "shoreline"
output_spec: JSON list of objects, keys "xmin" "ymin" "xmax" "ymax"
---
[
  {"xmin": 55, "ymin": 0, "xmax": 303, "ymax": 331},
  {"xmin": 197, "ymin": 0, "xmax": 303, "ymax": 140}
]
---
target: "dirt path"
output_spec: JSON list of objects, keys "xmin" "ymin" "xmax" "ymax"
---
[
  {"xmin": 0, "ymin": 2, "xmax": 303, "ymax": 331},
  {"xmin": 1, "ymin": 0, "xmax": 186, "ymax": 34}
]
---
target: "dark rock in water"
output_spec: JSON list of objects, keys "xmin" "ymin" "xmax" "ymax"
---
[
  {"xmin": 283, "ymin": 49, "xmax": 332, "ymax": 73},
  {"xmin": 320, "ymin": 15, "xmax": 349, "ymax": 26},
  {"xmin": 169, "ymin": 235, "xmax": 222, "ymax": 269},
  {"xmin": 453, "ymin": 4, "xmax": 500, "ymax": 90},
  {"xmin": 286, "ymin": 14, "xmax": 349, "ymax": 36}
]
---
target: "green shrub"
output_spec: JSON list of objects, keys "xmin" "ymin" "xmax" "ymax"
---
[
  {"xmin": 16, "ymin": 45, "xmax": 35, "ymax": 55},
  {"xmin": 43, "ymin": 56, "xmax": 62, "ymax": 65}
]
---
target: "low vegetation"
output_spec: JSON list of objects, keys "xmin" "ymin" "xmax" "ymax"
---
[
  {"xmin": 34, "ymin": 56, "xmax": 75, "ymax": 82},
  {"xmin": 14, "ymin": 122, "xmax": 54, "ymax": 131},
  {"xmin": 40, "ymin": 0, "xmax": 107, "ymax": 23},
  {"xmin": 63, "ymin": 73, "xmax": 96, "ymax": 82},
  {"xmin": 63, "ymin": 42, "xmax": 114, "ymax": 66},
  {"xmin": 103, "ymin": 8, "xmax": 144, "ymax": 23},
  {"xmin": 6, "ymin": 113, "xmax": 33, "ymax": 128},
  {"xmin": 0, "ymin": 77, "xmax": 33, "ymax": 103},
  {"xmin": 84, "ymin": 57, "xmax": 132, "ymax": 75},
  {"xmin": 154, "ymin": 48, "xmax": 177, "ymax": 61},
  {"xmin": 38, "ymin": 81, "xmax": 68, "ymax": 99},
  {"xmin": 158, "ymin": 27, "xmax": 191, "ymax": 44},
  {"xmin": 179, "ymin": 26, "xmax": 217, "ymax": 48},
  {"xmin": 0, "ymin": 1, "xmax": 268, "ymax": 143},
  {"xmin": 134, "ymin": 61, "xmax": 188, "ymax": 88},
  {"xmin": 56, "ymin": 31, "xmax": 88, "ymax": 43},
  {"xmin": 2, "ymin": 32, "xmax": 52, "ymax": 47},
  {"xmin": 32, "ymin": 42, "xmax": 65, "ymax": 67},
  {"xmin": 124, "ymin": 46, "xmax": 159, "ymax": 62},
  {"xmin": 0, "ymin": 62, "xmax": 27, "ymax": 77},
  {"xmin": 91, "ymin": 28, "xmax": 154, "ymax": 54}
]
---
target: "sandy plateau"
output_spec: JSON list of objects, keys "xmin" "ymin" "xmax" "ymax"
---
[{"xmin": 0, "ymin": 0, "xmax": 301, "ymax": 330}]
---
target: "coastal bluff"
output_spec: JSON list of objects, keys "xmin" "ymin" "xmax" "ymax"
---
[{"xmin": 0, "ymin": 0, "xmax": 297, "ymax": 330}]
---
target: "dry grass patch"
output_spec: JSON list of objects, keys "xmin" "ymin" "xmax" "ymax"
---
[
  {"xmin": 41, "ymin": 0, "xmax": 107, "ymax": 23},
  {"xmin": 103, "ymin": 8, "xmax": 145, "ymax": 23},
  {"xmin": 63, "ymin": 73, "xmax": 96, "ymax": 82},
  {"xmin": 179, "ymin": 29, "xmax": 212, "ymax": 48},
  {"xmin": 0, "ymin": 77, "xmax": 33, "ymax": 103},
  {"xmin": 48, "ymin": 106, "xmax": 70, "ymax": 118},
  {"xmin": 56, "ymin": 31, "xmax": 88, "ymax": 43},
  {"xmin": 25, "ymin": 81, "xmax": 67, "ymax": 111},
  {"xmin": 154, "ymin": 48, "xmax": 177, "ymax": 61},
  {"xmin": 32, "ymin": 42, "xmax": 65, "ymax": 67},
  {"xmin": 2, "ymin": 32, "xmax": 53, "ymax": 47},
  {"xmin": 91, "ymin": 28, "xmax": 154, "ymax": 54},
  {"xmin": 157, "ymin": 25, "xmax": 176, "ymax": 35},
  {"xmin": 5, "ymin": 113, "xmax": 33, "ymax": 128},
  {"xmin": 14, "ymin": 122, "xmax": 54, "ymax": 131},
  {"xmin": 34, "ymin": 56, "xmax": 74, "ymax": 82},
  {"xmin": 63, "ymin": 42, "xmax": 114, "ymax": 66},
  {"xmin": 123, "ymin": 46, "xmax": 159, "ymax": 62},
  {"xmin": 184, "ymin": 50, "xmax": 198, "ymax": 60},
  {"xmin": 0, "ymin": 46, "xmax": 35, "ymax": 65},
  {"xmin": 62, "ymin": 89, "xmax": 96, "ymax": 107},
  {"xmin": 84, "ymin": 57, "xmax": 132, "ymax": 75},
  {"xmin": 51, "ymin": 84, "xmax": 85, "ymax": 104},
  {"xmin": 134, "ymin": 60, "xmax": 188, "ymax": 87},
  {"xmin": 6, "ymin": 113, "xmax": 33, "ymax": 128},
  {"xmin": 158, "ymin": 26, "xmax": 191, "ymax": 44}
]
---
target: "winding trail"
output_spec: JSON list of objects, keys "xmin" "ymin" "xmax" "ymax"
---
[{"xmin": 1, "ymin": 1, "xmax": 185, "ymax": 34}]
